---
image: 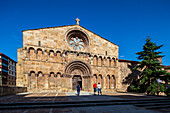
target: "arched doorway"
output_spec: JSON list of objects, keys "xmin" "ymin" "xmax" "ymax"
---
[
  {"xmin": 64, "ymin": 60, "xmax": 92, "ymax": 91},
  {"xmin": 72, "ymin": 75, "xmax": 82, "ymax": 90}
]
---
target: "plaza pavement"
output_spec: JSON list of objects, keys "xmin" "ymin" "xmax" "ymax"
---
[{"xmin": 0, "ymin": 91, "xmax": 169, "ymax": 113}]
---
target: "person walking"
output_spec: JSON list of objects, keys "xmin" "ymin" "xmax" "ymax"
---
[
  {"xmin": 77, "ymin": 84, "xmax": 81, "ymax": 96},
  {"xmin": 93, "ymin": 83, "xmax": 97, "ymax": 95},
  {"xmin": 97, "ymin": 82, "xmax": 102, "ymax": 95}
]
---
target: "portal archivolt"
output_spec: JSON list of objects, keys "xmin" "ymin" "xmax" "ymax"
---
[
  {"xmin": 64, "ymin": 60, "xmax": 92, "ymax": 90},
  {"xmin": 64, "ymin": 60, "xmax": 92, "ymax": 76}
]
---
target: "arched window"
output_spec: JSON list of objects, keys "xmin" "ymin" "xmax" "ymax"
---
[
  {"xmin": 93, "ymin": 74, "xmax": 97, "ymax": 83},
  {"xmin": 49, "ymin": 72, "xmax": 56, "ymax": 88},
  {"xmin": 110, "ymin": 75, "xmax": 116, "ymax": 89},
  {"xmin": 98, "ymin": 56, "xmax": 102, "ymax": 66},
  {"xmin": 56, "ymin": 51, "xmax": 62, "ymax": 63},
  {"xmin": 107, "ymin": 57, "xmax": 111, "ymax": 67},
  {"xmin": 28, "ymin": 47, "xmax": 35, "ymax": 60},
  {"xmin": 106, "ymin": 75, "xmax": 110, "ymax": 89},
  {"xmin": 37, "ymin": 48, "xmax": 43, "ymax": 60},
  {"xmin": 93, "ymin": 55, "xmax": 98, "ymax": 66}
]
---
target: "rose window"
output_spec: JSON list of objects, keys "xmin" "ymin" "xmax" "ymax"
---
[
  {"xmin": 70, "ymin": 37, "xmax": 84, "ymax": 50},
  {"xmin": 66, "ymin": 29, "xmax": 89, "ymax": 51}
]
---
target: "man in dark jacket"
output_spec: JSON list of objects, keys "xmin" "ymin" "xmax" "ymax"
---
[{"xmin": 77, "ymin": 84, "xmax": 81, "ymax": 96}]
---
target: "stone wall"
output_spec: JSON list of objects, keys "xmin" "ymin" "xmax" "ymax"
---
[
  {"xmin": 118, "ymin": 60, "xmax": 140, "ymax": 92},
  {"xmin": 0, "ymin": 86, "xmax": 27, "ymax": 96}
]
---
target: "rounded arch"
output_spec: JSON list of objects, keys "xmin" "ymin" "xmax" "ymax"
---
[
  {"xmin": 64, "ymin": 60, "xmax": 92, "ymax": 76},
  {"xmin": 49, "ymin": 50, "xmax": 54, "ymax": 55},
  {"xmin": 37, "ymin": 48, "xmax": 43, "ymax": 55},
  {"xmin": 107, "ymin": 75, "xmax": 110, "ymax": 79},
  {"xmin": 56, "ymin": 51, "xmax": 61, "ymax": 53},
  {"xmin": 56, "ymin": 51, "xmax": 61, "ymax": 56},
  {"xmin": 37, "ymin": 48, "xmax": 42, "ymax": 51},
  {"xmin": 93, "ymin": 55, "xmax": 98, "ymax": 58},
  {"xmin": 49, "ymin": 50, "xmax": 54, "ymax": 53},
  {"xmin": 99, "ymin": 74, "xmax": 102, "ymax": 79},
  {"xmin": 49, "ymin": 72, "xmax": 55, "ymax": 77},
  {"xmin": 28, "ymin": 47, "xmax": 35, "ymax": 50},
  {"xmin": 37, "ymin": 71, "xmax": 43, "ymax": 77},
  {"xmin": 99, "ymin": 56, "xmax": 102, "ymax": 59},
  {"xmin": 56, "ymin": 72, "xmax": 61, "ymax": 77},
  {"xmin": 28, "ymin": 47, "xmax": 35, "ymax": 53},
  {"xmin": 50, "ymin": 72, "xmax": 54, "ymax": 74},
  {"xmin": 112, "ymin": 75, "xmax": 115, "ymax": 79},
  {"xmin": 29, "ymin": 71, "xmax": 35, "ymax": 76},
  {"xmin": 93, "ymin": 74, "xmax": 97, "ymax": 78},
  {"xmin": 107, "ymin": 57, "xmax": 111, "ymax": 59}
]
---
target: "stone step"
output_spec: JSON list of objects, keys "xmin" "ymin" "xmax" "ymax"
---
[
  {"xmin": 0, "ymin": 98, "xmax": 169, "ymax": 106},
  {"xmin": 0, "ymin": 98, "xmax": 169, "ymax": 110},
  {"xmin": 144, "ymin": 105, "xmax": 170, "ymax": 109},
  {"xmin": 135, "ymin": 101, "xmax": 170, "ymax": 107}
]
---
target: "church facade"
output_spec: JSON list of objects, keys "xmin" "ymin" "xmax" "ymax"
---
[{"xmin": 16, "ymin": 19, "xmax": 137, "ymax": 92}]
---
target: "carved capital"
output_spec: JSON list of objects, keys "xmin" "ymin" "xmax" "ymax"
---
[
  {"xmin": 82, "ymin": 76, "xmax": 90, "ymax": 79},
  {"xmin": 62, "ymin": 74, "xmax": 72, "ymax": 78}
]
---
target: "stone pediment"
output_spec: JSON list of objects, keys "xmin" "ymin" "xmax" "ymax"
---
[
  {"xmin": 22, "ymin": 24, "xmax": 119, "ymax": 58},
  {"xmin": 22, "ymin": 25, "xmax": 118, "ymax": 47}
]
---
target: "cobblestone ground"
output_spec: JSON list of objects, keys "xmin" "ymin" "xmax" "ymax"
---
[{"xmin": 0, "ymin": 91, "xmax": 169, "ymax": 113}]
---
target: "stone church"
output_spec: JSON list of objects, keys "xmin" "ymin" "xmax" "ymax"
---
[{"xmin": 16, "ymin": 18, "xmax": 139, "ymax": 92}]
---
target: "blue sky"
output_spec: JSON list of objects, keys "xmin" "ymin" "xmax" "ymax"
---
[{"xmin": 0, "ymin": 0, "xmax": 170, "ymax": 65}]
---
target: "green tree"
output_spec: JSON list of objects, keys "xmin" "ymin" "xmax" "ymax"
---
[{"xmin": 132, "ymin": 38, "xmax": 170, "ymax": 95}]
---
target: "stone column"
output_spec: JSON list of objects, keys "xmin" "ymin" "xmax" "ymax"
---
[
  {"xmin": 82, "ymin": 75, "xmax": 85, "ymax": 90},
  {"xmin": 109, "ymin": 78, "xmax": 111, "ymax": 89},
  {"xmin": 35, "ymin": 74, "xmax": 38, "ymax": 89},
  {"xmin": 28, "ymin": 74, "xmax": 31, "ymax": 89},
  {"xmin": 54, "ymin": 74, "xmax": 56, "ymax": 88},
  {"xmin": 90, "ymin": 76, "xmax": 93, "ymax": 92},
  {"xmin": 44, "ymin": 74, "xmax": 49, "ymax": 89},
  {"xmin": 24, "ymin": 73, "xmax": 28, "ymax": 87},
  {"xmin": 68, "ymin": 75, "xmax": 72, "ymax": 90},
  {"xmin": 103, "ymin": 76, "xmax": 106, "ymax": 89}
]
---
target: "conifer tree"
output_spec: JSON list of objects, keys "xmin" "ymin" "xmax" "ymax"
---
[{"xmin": 132, "ymin": 37, "xmax": 170, "ymax": 95}]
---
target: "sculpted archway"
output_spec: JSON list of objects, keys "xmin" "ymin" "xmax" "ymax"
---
[{"xmin": 64, "ymin": 60, "xmax": 92, "ymax": 90}]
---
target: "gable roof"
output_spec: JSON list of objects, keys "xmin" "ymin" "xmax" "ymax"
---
[{"xmin": 22, "ymin": 24, "xmax": 118, "ymax": 47}]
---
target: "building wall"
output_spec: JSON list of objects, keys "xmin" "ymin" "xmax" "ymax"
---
[
  {"xmin": 0, "ymin": 53, "xmax": 17, "ymax": 86},
  {"xmin": 118, "ymin": 60, "xmax": 140, "ymax": 92},
  {"xmin": 0, "ymin": 86, "xmax": 27, "ymax": 96},
  {"xmin": 17, "ymin": 25, "xmax": 119, "ymax": 92}
]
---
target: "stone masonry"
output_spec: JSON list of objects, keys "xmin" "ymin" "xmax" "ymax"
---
[{"xmin": 16, "ymin": 20, "xmax": 137, "ymax": 92}]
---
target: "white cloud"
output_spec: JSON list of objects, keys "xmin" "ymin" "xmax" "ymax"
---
[{"xmin": 120, "ymin": 56, "xmax": 125, "ymax": 58}]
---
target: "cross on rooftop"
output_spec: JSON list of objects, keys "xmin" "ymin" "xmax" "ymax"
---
[{"xmin": 76, "ymin": 18, "xmax": 80, "ymax": 25}]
